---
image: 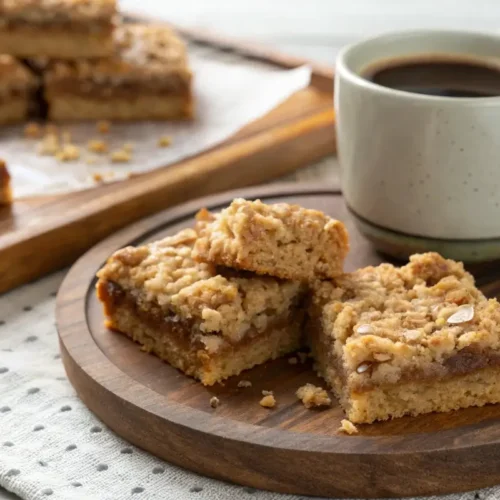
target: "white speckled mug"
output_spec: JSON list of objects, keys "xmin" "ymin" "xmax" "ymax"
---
[{"xmin": 335, "ymin": 30, "xmax": 500, "ymax": 261}]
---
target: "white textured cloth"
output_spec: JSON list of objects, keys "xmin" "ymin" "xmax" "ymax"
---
[{"xmin": 0, "ymin": 159, "xmax": 498, "ymax": 500}]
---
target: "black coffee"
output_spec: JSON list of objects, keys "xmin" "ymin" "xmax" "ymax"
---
[{"xmin": 362, "ymin": 56, "xmax": 500, "ymax": 97}]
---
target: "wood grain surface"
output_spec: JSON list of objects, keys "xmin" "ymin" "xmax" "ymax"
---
[
  {"xmin": 57, "ymin": 182, "xmax": 500, "ymax": 499},
  {"xmin": 0, "ymin": 34, "xmax": 335, "ymax": 295}
]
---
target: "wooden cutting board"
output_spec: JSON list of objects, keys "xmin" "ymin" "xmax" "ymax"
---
[
  {"xmin": 57, "ymin": 182, "xmax": 500, "ymax": 499},
  {"xmin": 0, "ymin": 21, "xmax": 335, "ymax": 295}
]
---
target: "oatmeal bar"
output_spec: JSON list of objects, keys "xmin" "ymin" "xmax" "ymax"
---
[
  {"xmin": 309, "ymin": 252, "xmax": 500, "ymax": 424},
  {"xmin": 0, "ymin": 55, "xmax": 37, "ymax": 124},
  {"xmin": 194, "ymin": 199, "xmax": 349, "ymax": 281},
  {"xmin": 44, "ymin": 24, "xmax": 193, "ymax": 121},
  {"xmin": 0, "ymin": 160, "xmax": 12, "ymax": 205},
  {"xmin": 0, "ymin": 0, "xmax": 116, "ymax": 58},
  {"xmin": 96, "ymin": 229, "xmax": 305, "ymax": 386}
]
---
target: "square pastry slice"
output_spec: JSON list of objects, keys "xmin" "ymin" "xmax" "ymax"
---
[
  {"xmin": 194, "ymin": 199, "xmax": 349, "ymax": 281},
  {"xmin": 44, "ymin": 24, "xmax": 193, "ymax": 121},
  {"xmin": 0, "ymin": 160, "xmax": 12, "ymax": 205},
  {"xmin": 0, "ymin": 0, "xmax": 116, "ymax": 58},
  {"xmin": 96, "ymin": 229, "xmax": 305, "ymax": 385},
  {"xmin": 0, "ymin": 55, "xmax": 37, "ymax": 124},
  {"xmin": 309, "ymin": 252, "xmax": 500, "ymax": 424}
]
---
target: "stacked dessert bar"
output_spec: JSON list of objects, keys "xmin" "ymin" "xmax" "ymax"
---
[
  {"xmin": 96, "ymin": 198, "xmax": 500, "ymax": 425},
  {"xmin": 0, "ymin": 0, "xmax": 193, "ymax": 124}
]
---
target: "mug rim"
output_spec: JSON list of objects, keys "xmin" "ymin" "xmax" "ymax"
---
[{"xmin": 336, "ymin": 29, "xmax": 500, "ymax": 105}]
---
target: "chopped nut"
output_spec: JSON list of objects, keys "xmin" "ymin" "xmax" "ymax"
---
[
  {"xmin": 373, "ymin": 353, "xmax": 392, "ymax": 362},
  {"xmin": 288, "ymin": 356, "xmax": 298, "ymax": 365},
  {"xmin": 37, "ymin": 134, "xmax": 59, "ymax": 156},
  {"xmin": 259, "ymin": 394, "xmax": 276, "ymax": 408},
  {"xmin": 92, "ymin": 173, "xmax": 104, "ymax": 182},
  {"xmin": 209, "ymin": 396, "xmax": 220, "ymax": 408},
  {"xmin": 338, "ymin": 419, "xmax": 358, "ymax": 435},
  {"xmin": 56, "ymin": 144, "xmax": 80, "ymax": 162},
  {"xmin": 262, "ymin": 390, "xmax": 273, "ymax": 396},
  {"xmin": 237, "ymin": 380, "xmax": 252, "ymax": 388},
  {"xmin": 111, "ymin": 150, "xmax": 131, "ymax": 163},
  {"xmin": 97, "ymin": 120, "xmax": 111, "ymax": 134},
  {"xmin": 447, "ymin": 304, "xmax": 474, "ymax": 324},
  {"xmin": 296, "ymin": 383, "xmax": 331, "ymax": 409},
  {"xmin": 356, "ymin": 362, "xmax": 371, "ymax": 374},
  {"xmin": 24, "ymin": 122, "xmax": 41, "ymax": 139},
  {"xmin": 356, "ymin": 324, "xmax": 374, "ymax": 335},
  {"xmin": 158, "ymin": 136, "xmax": 172, "ymax": 147},
  {"xmin": 88, "ymin": 139, "xmax": 108, "ymax": 154},
  {"xmin": 297, "ymin": 352, "xmax": 309, "ymax": 364}
]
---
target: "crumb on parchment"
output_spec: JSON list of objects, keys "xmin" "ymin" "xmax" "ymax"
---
[
  {"xmin": 288, "ymin": 357, "xmax": 298, "ymax": 365},
  {"xmin": 210, "ymin": 396, "xmax": 220, "ymax": 408},
  {"xmin": 88, "ymin": 139, "xmax": 108, "ymax": 154},
  {"xmin": 24, "ymin": 122, "xmax": 41, "ymax": 139},
  {"xmin": 97, "ymin": 120, "xmax": 111, "ymax": 134},
  {"xmin": 56, "ymin": 144, "xmax": 80, "ymax": 162},
  {"xmin": 111, "ymin": 149, "xmax": 131, "ymax": 163},
  {"xmin": 158, "ymin": 136, "xmax": 172, "ymax": 147}
]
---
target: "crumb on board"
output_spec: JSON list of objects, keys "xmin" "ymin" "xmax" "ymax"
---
[
  {"xmin": 111, "ymin": 149, "xmax": 131, "ymax": 163},
  {"xmin": 210, "ymin": 396, "xmax": 220, "ymax": 409},
  {"xmin": 123, "ymin": 142, "xmax": 134, "ymax": 152},
  {"xmin": 56, "ymin": 144, "xmax": 80, "ymax": 162},
  {"xmin": 24, "ymin": 122, "xmax": 41, "ymax": 139},
  {"xmin": 262, "ymin": 390, "xmax": 273, "ymax": 396},
  {"xmin": 97, "ymin": 120, "xmax": 111, "ymax": 134},
  {"xmin": 296, "ymin": 383, "xmax": 331, "ymax": 409},
  {"xmin": 259, "ymin": 394, "xmax": 276, "ymax": 409},
  {"xmin": 88, "ymin": 139, "xmax": 108, "ymax": 154},
  {"xmin": 338, "ymin": 419, "xmax": 359, "ymax": 435},
  {"xmin": 37, "ymin": 134, "xmax": 59, "ymax": 156},
  {"xmin": 92, "ymin": 173, "xmax": 104, "ymax": 182},
  {"xmin": 157, "ymin": 136, "xmax": 172, "ymax": 148},
  {"xmin": 237, "ymin": 380, "xmax": 252, "ymax": 388},
  {"xmin": 288, "ymin": 357, "xmax": 298, "ymax": 365}
]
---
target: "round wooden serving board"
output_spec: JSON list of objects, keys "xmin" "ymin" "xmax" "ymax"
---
[{"xmin": 57, "ymin": 183, "xmax": 500, "ymax": 499}]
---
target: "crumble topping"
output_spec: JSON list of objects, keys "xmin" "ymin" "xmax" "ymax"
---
[
  {"xmin": 338, "ymin": 419, "xmax": 358, "ymax": 435},
  {"xmin": 193, "ymin": 198, "xmax": 349, "ymax": 281},
  {"xmin": 313, "ymin": 252, "xmax": 500, "ymax": 389},
  {"xmin": 296, "ymin": 383, "xmax": 331, "ymax": 408},
  {"xmin": 0, "ymin": 0, "xmax": 117, "ymax": 24},
  {"xmin": 97, "ymin": 229, "xmax": 303, "ymax": 344}
]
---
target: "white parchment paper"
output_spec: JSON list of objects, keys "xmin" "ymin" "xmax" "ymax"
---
[{"xmin": 0, "ymin": 53, "xmax": 311, "ymax": 198}]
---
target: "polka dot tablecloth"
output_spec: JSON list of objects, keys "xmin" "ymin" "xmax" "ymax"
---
[{"xmin": 1, "ymin": 159, "xmax": 499, "ymax": 500}]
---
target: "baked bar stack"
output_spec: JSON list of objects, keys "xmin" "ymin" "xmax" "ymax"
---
[
  {"xmin": 44, "ymin": 24, "xmax": 193, "ymax": 121},
  {"xmin": 0, "ymin": 0, "xmax": 193, "ymax": 122},
  {"xmin": 309, "ymin": 252, "xmax": 500, "ymax": 423},
  {"xmin": 96, "ymin": 199, "xmax": 349, "ymax": 385},
  {"xmin": 97, "ymin": 228, "xmax": 306, "ymax": 385},
  {"xmin": 0, "ymin": 0, "xmax": 117, "ymax": 59}
]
